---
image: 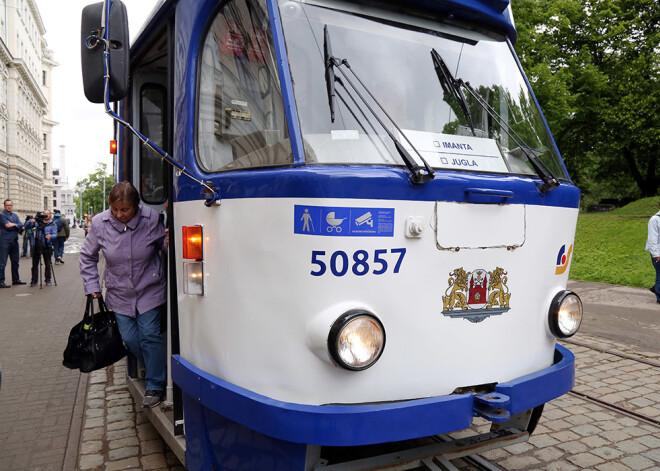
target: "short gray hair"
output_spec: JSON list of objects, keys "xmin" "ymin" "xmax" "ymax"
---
[{"xmin": 108, "ymin": 181, "xmax": 140, "ymax": 210}]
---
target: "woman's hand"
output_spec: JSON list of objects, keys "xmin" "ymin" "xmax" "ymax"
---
[
  {"xmin": 91, "ymin": 292, "xmax": 101, "ymax": 299},
  {"xmin": 165, "ymin": 228, "xmax": 169, "ymax": 247}
]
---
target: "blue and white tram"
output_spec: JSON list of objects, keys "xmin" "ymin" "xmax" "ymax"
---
[{"xmin": 81, "ymin": 0, "xmax": 583, "ymax": 468}]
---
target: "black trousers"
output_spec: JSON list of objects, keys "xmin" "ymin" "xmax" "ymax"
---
[
  {"xmin": 0, "ymin": 239, "xmax": 20, "ymax": 284},
  {"xmin": 31, "ymin": 246, "xmax": 52, "ymax": 283}
]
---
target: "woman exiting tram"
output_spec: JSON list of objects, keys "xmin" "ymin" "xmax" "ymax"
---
[{"xmin": 79, "ymin": 182, "xmax": 168, "ymax": 408}]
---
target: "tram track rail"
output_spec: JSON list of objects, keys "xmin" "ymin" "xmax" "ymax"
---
[
  {"xmin": 431, "ymin": 435, "xmax": 506, "ymax": 471},
  {"xmin": 314, "ymin": 430, "xmax": 522, "ymax": 471},
  {"xmin": 562, "ymin": 338, "xmax": 660, "ymax": 368},
  {"xmin": 562, "ymin": 338, "xmax": 660, "ymax": 429},
  {"xmin": 458, "ymin": 453, "xmax": 504, "ymax": 471},
  {"xmin": 567, "ymin": 390, "xmax": 660, "ymax": 429}
]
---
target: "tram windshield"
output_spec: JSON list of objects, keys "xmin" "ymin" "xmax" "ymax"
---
[{"xmin": 279, "ymin": 0, "xmax": 569, "ymax": 180}]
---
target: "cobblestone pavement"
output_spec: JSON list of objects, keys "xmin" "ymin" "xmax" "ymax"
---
[
  {"xmin": 569, "ymin": 335, "xmax": 660, "ymax": 420},
  {"xmin": 0, "ymin": 235, "xmax": 87, "ymax": 471},
  {"xmin": 76, "ymin": 332, "xmax": 660, "ymax": 471},
  {"xmin": 451, "ymin": 333, "xmax": 660, "ymax": 471},
  {"xmin": 78, "ymin": 362, "xmax": 184, "ymax": 471}
]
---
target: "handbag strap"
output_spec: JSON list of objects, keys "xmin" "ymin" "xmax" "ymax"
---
[
  {"xmin": 96, "ymin": 295, "xmax": 114, "ymax": 323},
  {"xmin": 97, "ymin": 295, "xmax": 107, "ymax": 312}
]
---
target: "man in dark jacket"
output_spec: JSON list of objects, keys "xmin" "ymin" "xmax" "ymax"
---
[
  {"xmin": 25, "ymin": 210, "xmax": 58, "ymax": 287},
  {"xmin": 0, "ymin": 200, "xmax": 26, "ymax": 287}
]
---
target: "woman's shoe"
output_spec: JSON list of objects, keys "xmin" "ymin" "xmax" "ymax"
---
[{"xmin": 142, "ymin": 390, "xmax": 163, "ymax": 408}]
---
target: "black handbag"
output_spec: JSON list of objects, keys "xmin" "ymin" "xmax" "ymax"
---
[{"xmin": 63, "ymin": 295, "xmax": 128, "ymax": 373}]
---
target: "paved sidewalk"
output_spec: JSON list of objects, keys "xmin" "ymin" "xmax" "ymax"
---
[
  {"xmin": 77, "ymin": 363, "xmax": 184, "ymax": 471},
  {"xmin": 0, "ymin": 232, "xmax": 87, "ymax": 470}
]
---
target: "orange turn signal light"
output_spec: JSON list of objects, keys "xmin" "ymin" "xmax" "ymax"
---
[
  {"xmin": 110, "ymin": 139, "xmax": 117, "ymax": 154},
  {"xmin": 182, "ymin": 225, "xmax": 203, "ymax": 260}
]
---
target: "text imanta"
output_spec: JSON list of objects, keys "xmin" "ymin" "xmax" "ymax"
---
[{"xmin": 434, "ymin": 141, "xmax": 474, "ymax": 150}]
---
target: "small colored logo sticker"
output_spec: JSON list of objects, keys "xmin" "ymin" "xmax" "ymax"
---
[
  {"xmin": 441, "ymin": 267, "xmax": 511, "ymax": 323},
  {"xmin": 294, "ymin": 205, "xmax": 394, "ymax": 237},
  {"xmin": 555, "ymin": 244, "xmax": 573, "ymax": 275}
]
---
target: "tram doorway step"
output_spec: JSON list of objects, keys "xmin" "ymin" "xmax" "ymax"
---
[{"xmin": 313, "ymin": 428, "xmax": 527, "ymax": 471}]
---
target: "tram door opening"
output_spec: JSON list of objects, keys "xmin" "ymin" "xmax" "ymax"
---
[{"xmin": 124, "ymin": 21, "xmax": 176, "ymax": 403}]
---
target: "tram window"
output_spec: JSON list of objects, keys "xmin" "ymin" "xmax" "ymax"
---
[
  {"xmin": 197, "ymin": 0, "xmax": 292, "ymax": 172},
  {"xmin": 139, "ymin": 84, "xmax": 167, "ymax": 204}
]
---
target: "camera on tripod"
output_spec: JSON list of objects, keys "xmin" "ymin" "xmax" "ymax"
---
[
  {"xmin": 34, "ymin": 212, "xmax": 47, "ymax": 224},
  {"xmin": 30, "ymin": 211, "xmax": 58, "ymax": 287}
]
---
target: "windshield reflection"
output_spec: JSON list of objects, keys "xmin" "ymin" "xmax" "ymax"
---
[{"xmin": 278, "ymin": 0, "xmax": 568, "ymax": 180}]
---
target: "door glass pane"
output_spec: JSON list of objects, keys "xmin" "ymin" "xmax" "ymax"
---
[{"xmin": 140, "ymin": 85, "xmax": 167, "ymax": 203}]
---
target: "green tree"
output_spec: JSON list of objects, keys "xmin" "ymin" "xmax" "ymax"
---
[
  {"xmin": 513, "ymin": 0, "xmax": 660, "ymax": 202},
  {"xmin": 74, "ymin": 163, "xmax": 114, "ymax": 219}
]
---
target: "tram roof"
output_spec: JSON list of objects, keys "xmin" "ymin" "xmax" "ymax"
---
[{"xmin": 130, "ymin": 0, "xmax": 517, "ymax": 59}]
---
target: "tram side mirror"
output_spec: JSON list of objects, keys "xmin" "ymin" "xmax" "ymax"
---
[{"xmin": 81, "ymin": 0, "xmax": 129, "ymax": 103}]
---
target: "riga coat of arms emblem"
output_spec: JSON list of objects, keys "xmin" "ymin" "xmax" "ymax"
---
[{"xmin": 441, "ymin": 267, "xmax": 511, "ymax": 323}]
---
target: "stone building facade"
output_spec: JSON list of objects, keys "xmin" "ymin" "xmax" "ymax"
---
[{"xmin": 0, "ymin": 0, "xmax": 56, "ymax": 220}]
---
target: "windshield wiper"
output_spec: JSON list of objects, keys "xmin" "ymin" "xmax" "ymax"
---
[
  {"xmin": 324, "ymin": 26, "xmax": 434, "ymax": 184},
  {"xmin": 431, "ymin": 49, "xmax": 475, "ymax": 135},
  {"xmin": 430, "ymin": 48, "xmax": 559, "ymax": 192},
  {"xmin": 324, "ymin": 26, "xmax": 337, "ymax": 122}
]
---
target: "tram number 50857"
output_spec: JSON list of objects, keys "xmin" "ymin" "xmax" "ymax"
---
[{"xmin": 310, "ymin": 249, "xmax": 407, "ymax": 277}]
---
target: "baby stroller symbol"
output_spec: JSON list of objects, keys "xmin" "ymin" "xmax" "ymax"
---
[{"xmin": 325, "ymin": 212, "xmax": 346, "ymax": 233}]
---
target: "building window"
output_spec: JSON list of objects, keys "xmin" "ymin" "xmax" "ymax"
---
[
  {"xmin": 42, "ymin": 133, "xmax": 47, "ymax": 150},
  {"xmin": 53, "ymin": 190, "xmax": 57, "ymax": 197},
  {"xmin": 43, "ymin": 163, "xmax": 47, "ymax": 178},
  {"xmin": 42, "ymin": 70, "xmax": 47, "ymax": 86}
]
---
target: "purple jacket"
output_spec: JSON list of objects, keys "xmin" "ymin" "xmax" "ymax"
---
[{"xmin": 79, "ymin": 206, "xmax": 167, "ymax": 317}]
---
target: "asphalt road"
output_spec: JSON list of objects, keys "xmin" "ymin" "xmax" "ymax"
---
[{"xmin": 568, "ymin": 279, "xmax": 660, "ymax": 354}]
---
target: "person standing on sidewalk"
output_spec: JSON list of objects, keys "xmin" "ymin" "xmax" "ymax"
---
[
  {"xmin": 646, "ymin": 200, "xmax": 660, "ymax": 304},
  {"xmin": 53, "ymin": 210, "xmax": 69, "ymax": 264},
  {"xmin": 0, "ymin": 199, "xmax": 26, "ymax": 288},
  {"xmin": 21, "ymin": 215, "xmax": 34, "ymax": 257},
  {"xmin": 83, "ymin": 213, "xmax": 92, "ymax": 237},
  {"xmin": 25, "ymin": 210, "xmax": 58, "ymax": 287},
  {"xmin": 79, "ymin": 181, "xmax": 168, "ymax": 408}
]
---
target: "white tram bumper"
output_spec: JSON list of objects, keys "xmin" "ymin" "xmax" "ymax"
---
[{"xmin": 172, "ymin": 344, "xmax": 574, "ymax": 470}]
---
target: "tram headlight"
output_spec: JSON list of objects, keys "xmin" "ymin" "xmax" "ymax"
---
[
  {"xmin": 548, "ymin": 290, "xmax": 582, "ymax": 338},
  {"xmin": 328, "ymin": 310, "xmax": 385, "ymax": 371}
]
